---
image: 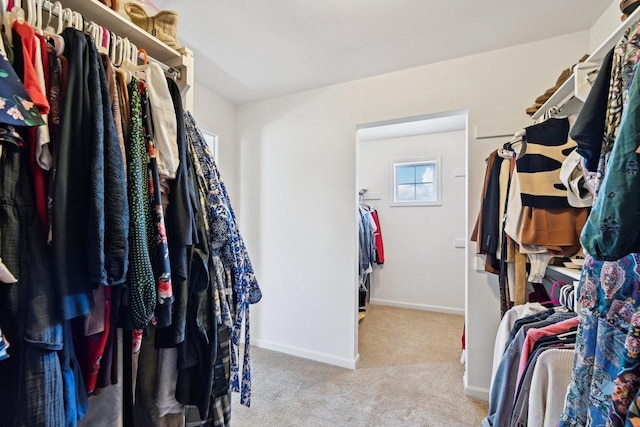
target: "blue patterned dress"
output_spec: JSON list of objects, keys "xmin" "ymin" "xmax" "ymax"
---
[{"xmin": 184, "ymin": 111, "xmax": 262, "ymax": 407}]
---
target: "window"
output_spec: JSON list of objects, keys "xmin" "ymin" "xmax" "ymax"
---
[{"xmin": 390, "ymin": 158, "xmax": 441, "ymax": 206}]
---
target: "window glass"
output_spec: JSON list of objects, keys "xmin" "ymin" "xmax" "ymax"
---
[
  {"xmin": 396, "ymin": 166, "xmax": 415, "ymax": 185},
  {"xmin": 391, "ymin": 159, "xmax": 440, "ymax": 206},
  {"xmin": 396, "ymin": 184, "xmax": 416, "ymax": 201}
]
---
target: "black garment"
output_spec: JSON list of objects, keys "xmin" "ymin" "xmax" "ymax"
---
[
  {"xmin": 175, "ymin": 164, "xmax": 220, "ymax": 420},
  {"xmin": 0, "ymin": 141, "xmax": 65, "ymax": 427},
  {"xmin": 156, "ymin": 78, "xmax": 195, "ymax": 348},
  {"xmin": 507, "ymin": 309, "xmax": 555, "ymax": 346},
  {"xmin": 133, "ymin": 327, "xmax": 161, "ymax": 426},
  {"xmin": 480, "ymin": 154, "xmax": 503, "ymax": 258},
  {"xmin": 175, "ymin": 244, "xmax": 216, "ymax": 419},
  {"xmin": 571, "ymin": 48, "xmax": 615, "ymax": 172},
  {"xmin": 53, "ymin": 28, "xmax": 93, "ymax": 319},
  {"xmin": 53, "ymin": 29, "xmax": 129, "ymax": 320},
  {"xmin": 530, "ymin": 327, "xmax": 577, "ymax": 356}
]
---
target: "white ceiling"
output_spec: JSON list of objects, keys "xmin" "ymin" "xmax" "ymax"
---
[
  {"xmin": 358, "ymin": 112, "xmax": 466, "ymax": 141},
  {"xmin": 152, "ymin": 1, "xmax": 612, "ymax": 105}
]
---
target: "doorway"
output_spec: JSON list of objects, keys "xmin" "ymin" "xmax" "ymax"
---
[{"xmin": 354, "ymin": 110, "xmax": 468, "ymax": 361}]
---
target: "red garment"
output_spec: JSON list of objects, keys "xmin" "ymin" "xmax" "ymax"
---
[
  {"xmin": 30, "ymin": 34, "xmax": 51, "ymax": 229},
  {"xmin": 14, "ymin": 24, "xmax": 51, "ymax": 228},
  {"xmin": 28, "ymin": 128, "xmax": 47, "ymax": 226},
  {"xmin": 82, "ymin": 286, "xmax": 112, "ymax": 394},
  {"xmin": 12, "ymin": 21, "xmax": 49, "ymax": 114},
  {"xmin": 371, "ymin": 210, "xmax": 385, "ymax": 264}
]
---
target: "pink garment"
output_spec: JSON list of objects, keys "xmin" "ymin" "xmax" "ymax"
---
[{"xmin": 516, "ymin": 317, "xmax": 579, "ymax": 385}]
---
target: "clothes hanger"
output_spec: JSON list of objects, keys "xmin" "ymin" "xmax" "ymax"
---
[
  {"xmin": 11, "ymin": 0, "xmax": 26, "ymax": 25},
  {"xmin": 115, "ymin": 36, "xmax": 124, "ymax": 66},
  {"xmin": 138, "ymin": 48, "xmax": 148, "ymax": 65},
  {"xmin": 0, "ymin": 0, "xmax": 12, "ymax": 45},
  {"xmin": 130, "ymin": 42, "xmax": 138, "ymax": 64},
  {"xmin": 61, "ymin": 7, "xmax": 71, "ymax": 30},
  {"xmin": 85, "ymin": 20, "xmax": 99, "ymax": 48},
  {"xmin": 98, "ymin": 26, "xmax": 109, "ymax": 55},
  {"xmin": 117, "ymin": 38, "xmax": 134, "ymax": 83},
  {"xmin": 42, "ymin": 1, "xmax": 63, "ymax": 54},
  {"xmin": 25, "ymin": 0, "xmax": 34, "ymax": 26},
  {"xmin": 128, "ymin": 43, "xmax": 149, "ymax": 80},
  {"xmin": 120, "ymin": 38, "xmax": 140, "ymax": 71},
  {"xmin": 72, "ymin": 10, "xmax": 82, "ymax": 31},
  {"xmin": 54, "ymin": 2, "xmax": 64, "ymax": 34},
  {"xmin": 555, "ymin": 329, "xmax": 578, "ymax": 340},
  {"xmin": 109, "ymin": 30, "xmax": 117, "ymax": 63},
  {"xmin": 34, "ymin": 0, "xmax": 43, "ymax": 32},
  {"xmin": 99, "ymin": 26, "xmax": 108, "ymax": 55},
  {"xmin": 43, "ymin": 0, "xmax": 55, "ymax": 32}
]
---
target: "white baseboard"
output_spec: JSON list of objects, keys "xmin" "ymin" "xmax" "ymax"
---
[
  {"xmin": 252, "ymin": 338, "xmax": 358, "ymax": 370},
  {"xmin": 464, "ymin": 385, "xmax": 490, "ymax": 401},
  {"xmin": 370, "ymin": 298, "xmax": 465, "ymax": 315}
]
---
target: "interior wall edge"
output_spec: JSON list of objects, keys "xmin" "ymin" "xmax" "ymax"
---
[
  {"xmin": 369, "ymin": 299, "xmax": 465, "ymax": 316},
  {"xmin": 252, "ymin": 339, "xmax": 359, "ymax": 370},
  {"xmin": 464, "ymin": 385, "xmax": 490, "ymax": 402}
]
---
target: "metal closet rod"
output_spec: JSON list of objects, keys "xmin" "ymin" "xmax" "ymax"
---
[{"xmin": 37, "ymin": 0, "xmax": 181, "ymax": 78}]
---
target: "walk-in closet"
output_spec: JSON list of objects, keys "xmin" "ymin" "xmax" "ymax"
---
[{"xmin": 0, "ymin": 1, "xmax": 636, "ymax": 426}]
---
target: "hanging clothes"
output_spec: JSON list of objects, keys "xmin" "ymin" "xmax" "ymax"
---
[
  {"xmin": 185, "ymin": 110, "xmax": 262, "ymax": 408},
  {"xmin": 0, "ymin": 10, "xmax": 260, "ymax": 425},
  {"xmin": 52, "ymin": 28, "xmax": 129, "ymax": 320},
  {"xmin": 560, "ymin": 19, "xmax": 640, "ymax": 427},
  {"xmin": 370, "ymin": 209, "xmax": 385, "ymax": 264},
  {"xmin": 155, "ymin": 77, "xmax": 195, "ymax": 348}
]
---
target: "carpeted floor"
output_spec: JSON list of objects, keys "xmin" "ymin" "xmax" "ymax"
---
[{"xmin": 232, "ymin": 304, "xmax": 489, "ymax": 426}]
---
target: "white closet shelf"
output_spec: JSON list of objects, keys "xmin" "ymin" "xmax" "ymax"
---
[
  {"xmin": 531, "ymin": 5, "xmax": 640, "ymax": 120},
  {"xmin": 546, "ymin": 265, "xmax": 581, "ymax": 281},
  {"xmin": 530, "ymin": 76, "xmax": 576, "ymax": 120},
  {"xmin": 60, "ymin": 0, "xmax": 181, "ymax": 62}
]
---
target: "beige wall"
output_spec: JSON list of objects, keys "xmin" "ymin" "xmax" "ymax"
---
[{"xmin": 237, "ymin": 31, "xmax": 590, "ymax": 397}]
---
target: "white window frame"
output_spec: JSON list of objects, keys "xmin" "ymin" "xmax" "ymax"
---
[
  {"xmin": 390, "ymin": 157, "xmax": 442, "ymax": 207},
  {"xmin": 201, "ymin": 130, "xmax": 219, "ymax": 163}
]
